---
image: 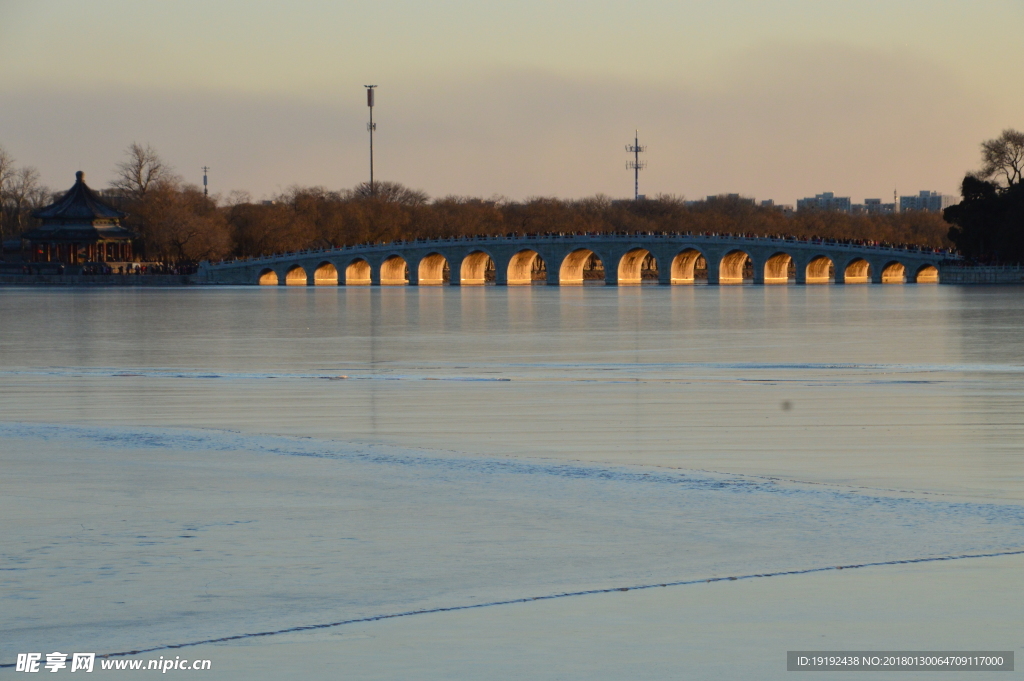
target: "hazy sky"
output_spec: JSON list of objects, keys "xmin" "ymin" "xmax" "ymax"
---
[{"xmin": 1, "ymin": 0, "xmax": 1021, "ymax": 203}]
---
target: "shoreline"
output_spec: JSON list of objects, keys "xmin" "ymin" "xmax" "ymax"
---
[{"xmin": 0, "ymin": 274, "xmax": 196, "ymax": 286}]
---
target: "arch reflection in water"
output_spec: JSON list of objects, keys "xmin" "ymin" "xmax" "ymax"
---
[
  {"xmin": 915, "ymin": 264, "xmax": 939, "ymax": 283},
  {"xmin": 380, "ymin": 256, "xmax": 409, "ymax": 286},
  {"xmin": 806, "ymin": 256, "xmax": 835, "ymax": 284},
  {"xmin": 285, "ymin": 265, "xmax": 308, "ymax": 286},
  {"xmin": 345, "ymin": 258, "xmax": 371, "ymax": 285},
  {"xmin": 314, "ymin": 262, "xmax": 338, "ymax": 286},
  {"xmin": 617, "ymin": 248, "xmax": 658, "ymax": 285},
  {"xmin": 418, "ymin": 253, "xmax": 449, "ymax": 286},
  {"xmin": 460, "ymin": 251, "xmax": 495, "ymax": 285},
  {"xmin": 881, "ymin": 261, "xmax": 905, "ymax": 284},
  {"xmin": 670, "ymin": 249, "xmax": 706, "ymax": 284},
  {"xmin": 559, "ymin": 249, "xmax": 604, "ymax": 285},
  {"xmin": 843, "ymin": 258, "xmax": 871, "ymax": 284},
  {"xmin": 258, "ymin": 268, "xmax": 278, "ymax": 286},
  {"xmin": 507, "ymin": 249, "xmax": 547, "ymax": 285},
  {"xmin": 720, "ymin": 250, "xmax": 752, "ymax": 284},
  {"xmin": 764, "ymin": 252, "xmax": 794, "ymax": 284}
]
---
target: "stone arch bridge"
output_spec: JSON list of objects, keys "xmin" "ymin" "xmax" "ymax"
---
[{"xmin": 198, "ymin": 233, "xmax": 956, "ymax": 286}]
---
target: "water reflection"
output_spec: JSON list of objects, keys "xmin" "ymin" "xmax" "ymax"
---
[{"xmin": 0, "ymin": 285, "xmax": 1019, "ymax": 499}]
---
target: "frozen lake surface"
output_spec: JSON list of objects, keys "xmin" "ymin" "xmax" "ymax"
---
[{"xmin": 1, "ymin": 285, "xmax": 1022, "ymax": 678}]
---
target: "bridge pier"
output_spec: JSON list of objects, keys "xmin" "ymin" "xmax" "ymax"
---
[
  {"xmin": 492, "ymin": 264, "xmax": 508, "ymax": 286},
  {"xmin": 793, "ymin": 257, "xmax": 807, "ymax": 285},
  {"xmin": 751, "ymin": 258, "xmax": 765, "ymax": 285}
]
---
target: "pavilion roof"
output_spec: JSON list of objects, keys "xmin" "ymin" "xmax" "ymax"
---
[{"xmin": 33, "ymin": 171, "xmax": 127, "ymax": 222}]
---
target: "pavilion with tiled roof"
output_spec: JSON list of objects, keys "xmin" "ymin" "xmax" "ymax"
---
[{"xmin": 23, "ymin": 171, "xmax": 134, "ymax": 264}]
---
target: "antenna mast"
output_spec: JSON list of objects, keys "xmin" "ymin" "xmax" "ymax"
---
[
  {"xmin": 201, "ymin": 166, "xmax": 210, "ymax": 197},
  {"xmin": 626, "ymin": 130, "xmax": 647, "ymax": 201},
  {"xmin": 365, "ymin": 85, "xmax": 377, "ymax": 196}
]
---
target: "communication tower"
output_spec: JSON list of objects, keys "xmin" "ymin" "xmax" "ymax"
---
[
  {"xmin": 365, "ymin": 85, "xmax": 378, "ymax": 196},
  {"xmin": 201, "ymin": 166, "xmax": 210, "ymax": 197},
  {"xmin": 626, "ymin": 131, "xmax": 647, "ymax": 201}
]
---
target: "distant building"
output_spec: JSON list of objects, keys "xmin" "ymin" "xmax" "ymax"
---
[
  {"xmin": 899, "ymin": 191, "xmax": 956, "ymax": 213},
  {"xmin": 760, "ymin": 199, "xmax": 795, "ymax": 215},
  {"xmin": 682, "ymin": 194, "xmax": 755, "ymax": 207},
  {"xmin": 796, "ymin": 192, "xmax": 852, "ymax": 213},
  {"xmin": 23, "ymin": 171, "xmax": 134, "ymax": 264},
  {"xmin": 706, "ymin": 193, "xmax": 755, "ymax": 205},
  {"xmin": 850, "ymin": 198, "xmax": 897, "ymax": 215}
]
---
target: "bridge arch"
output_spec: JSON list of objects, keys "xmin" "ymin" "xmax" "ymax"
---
[
  {"xmin": 913, "ymin": 264, "xmax": 939, "ymax": 283},
  {"xmin": 313, "ymin": 262, "xmax": 339, "ymax": 286},
  {"xmin": 507, "ymin": 249, "xmax": 547, "ymax": 285},
  {"xmin": 881, "ymin": 261, "xmax": 906, "ymax": 284},
  {"xmin": 617, "ymin": 248, "xmax": 658, "ymax": 285},
  {"xmin": 285, "ymin": 265, "xmax": 309, "ymax": 286},
  {"xmin": 764, "ymin": 252, "xmax": 795, "ymax": 284},
  {"xmin": 257, "ymin": 268, "xmax": 278, "ymax": 286},
  {"xmin": 344, "ymin": 258, "xmax": 371, "ymax": 285},
  {"xmin": 460, "ymin": 250, "xmax": 495, "ymax": 285},
  {"xmin": 842, "ymin": 258, "xmax": 871, "ymax": 284},
  {"xmin": 720, "ymin": 249, "xmax": 753, "ymax": 284},
  {"xmin": 559, "ymin": 248, "xmax": 605, "ymax": 285},
  {"xmin": 380, "ymin": 255, "xmax": 409, "ymax": 285},
  {"xmin": 418, "ymin": 253, "xmax": 449, "ymax": 285},
  {"xmin": 805, "ymin": 255, "xmax": 835, "ymax": 284},
  {"xmin": 670, "ymin": 248, "xmax": 706, "ymax": 284}
]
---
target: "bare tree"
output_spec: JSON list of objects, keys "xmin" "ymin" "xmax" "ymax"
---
[
  {"xmin": 5, "ymin": 166, "xmax": 43, "ymax": 236},
  {"xmin": 0, "ymin": 146, "xmax": 14, "ymax": 242},
  {"xmin": 113, "ymin": 142, "xmax": 170, "ymax": 200},
  {"xmin": 145, "ymin": 185, "xmax": 232, "ymax": 262},
  {"xmin": 350, "ymin": 180, "xmax": 429, "ymax": 206},
  {"xmin": 980, "ymin": 129, "xmax": 1024, "ymax": 187},
  {"xmin": 0, "ymin": 146, "xmax": 13, "ymax": 195}
]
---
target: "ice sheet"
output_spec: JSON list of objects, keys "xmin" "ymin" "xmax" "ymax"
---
[{"xmin": 2, "ymin": 423, "xmax": 1022, "ymax": 662}]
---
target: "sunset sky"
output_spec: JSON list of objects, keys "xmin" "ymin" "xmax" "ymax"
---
[{"xmin": 1, "ymin": 0, "xmax": 1021, "ymax": 203}]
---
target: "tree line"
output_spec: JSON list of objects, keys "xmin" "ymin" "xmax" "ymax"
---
[{"xmin": 2, "ymin": 141, "xmax": 985, "ymax": 265}]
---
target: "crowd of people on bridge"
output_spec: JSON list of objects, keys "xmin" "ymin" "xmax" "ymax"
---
[{"xmin": 13, "ymin": 262, "xmax": 198, "ymax": 276}]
